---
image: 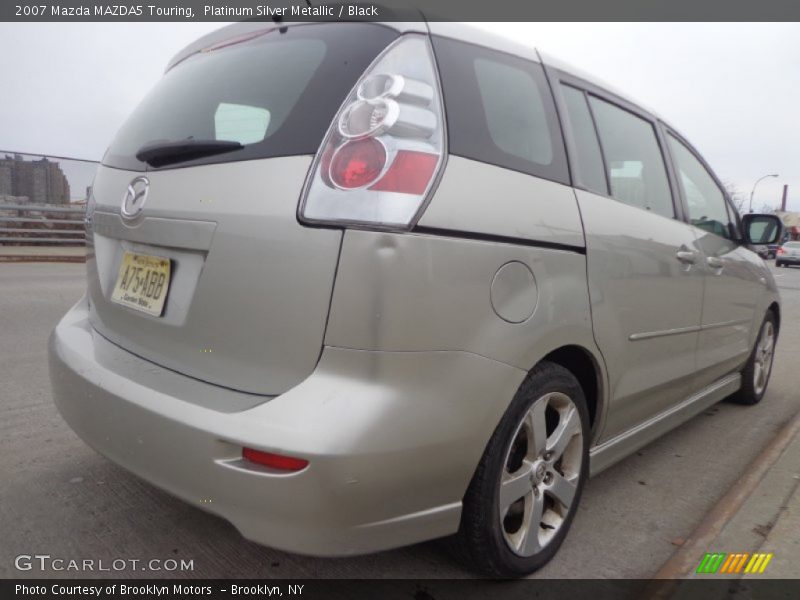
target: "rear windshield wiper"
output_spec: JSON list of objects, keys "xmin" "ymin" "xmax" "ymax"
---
[{"xmin": 135, "ymin": 139, "xmax": 244, "ymax": 168}]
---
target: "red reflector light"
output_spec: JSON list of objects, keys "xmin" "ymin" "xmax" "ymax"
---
[
  {"xmin": 242, "ymin": 447, "xmax": 309, "ymax": 472},
  {"xmin": 329, "ymin": 138, "xmax": 386, "ymax": 189},
  {"xmin": 370, "ymin": 151, "xmax": 438, "ymax": 195}
]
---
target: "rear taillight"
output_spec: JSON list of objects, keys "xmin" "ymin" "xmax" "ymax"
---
[
  {"xmin": 777, "ymin": 247, "xmax": 785, "ymax": 254},
  {"xmin": 299, "ymin": 34, "xmax": 445, "ymax": 230},
  {"xmin": 329, "ymin": 138, "xmax": 387, "ymax": 189}
]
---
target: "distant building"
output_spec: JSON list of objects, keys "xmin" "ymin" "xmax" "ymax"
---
[
  {"xmin": 775, "ymin": 211, "xmax": 800, "ymax": 241},
  {"xmin": 0, "ymin": 154, "xmax": 70, "ymax": 205}
]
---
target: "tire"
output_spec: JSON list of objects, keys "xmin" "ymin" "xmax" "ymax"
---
[
  {"xmin": 455, "ymin": 362, "xmax": 590, "ymax": 577},
  {"xmin": 776, "ymin": 261, "xmax": 783, "ymax": 267},
  {"xmin": 730, "ymin": 312, "xmax": 777, "ymax": 405}
]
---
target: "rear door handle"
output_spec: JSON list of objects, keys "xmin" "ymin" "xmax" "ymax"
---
[
  {"xmin": 676, "ymin": 249, "xmax": 697, "ymax": 265},
  {"xmin": 707, "ymin": 256, "xmax": 724, "ymax": 270}
]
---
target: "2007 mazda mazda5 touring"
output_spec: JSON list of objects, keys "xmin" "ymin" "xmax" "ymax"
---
[{"xmin": 48, "ymin": 20, "xmax": 783, "ymax": 576}]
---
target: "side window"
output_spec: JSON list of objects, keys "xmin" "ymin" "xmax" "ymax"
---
[
  {"xmin": 432, "ymin": 36, "xmax": 569, "ymax": 185},
  {"xmin": 473, "ymin": 58, "xmax": 553, "ymax": 166},
  {"xmin": 588, "ymin": 96, "xmax": 674, "ymax": 218},
  {"xmin": 560, "ymin": 84, "xmax": 607, "ymax": 195},
  {"xmin": 667, "ymin": 134, "xmax": 733, "ymax": 239}
]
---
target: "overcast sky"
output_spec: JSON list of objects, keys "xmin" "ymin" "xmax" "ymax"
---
[{"xmin": 0, "ymin": 22, "xmax": 798, "ymax": 211}]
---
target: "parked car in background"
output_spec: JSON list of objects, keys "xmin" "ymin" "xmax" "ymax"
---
[
  {"xmin": 48, "ymin": 21, "xmax": 784, "ymax": 577},
  {"xmin": 754, "ymin": 244, "xmax": 771, "ymax": 259},
  {"xmin": 766, "ymin": 243, "xmax": 781, "ymax": 258},
  {"xmin": 776, "ymin": 241, "xmax": 800, "ymax": 267}
]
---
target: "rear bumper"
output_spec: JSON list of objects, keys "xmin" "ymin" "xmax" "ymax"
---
[
  {"xmin": 48, "ymin": 295, "xmax": 525, "ymax": 556},
  {"xmin": 777, "ymin": 255, "xmax": 800, "ymax": 263}
]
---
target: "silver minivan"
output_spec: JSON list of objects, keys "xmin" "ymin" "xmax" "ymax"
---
[{"xmin": 49, "ymin": 21, "xmax": 783, "ymax": 576}]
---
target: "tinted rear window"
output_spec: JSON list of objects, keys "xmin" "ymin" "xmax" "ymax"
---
[
  {"xmin": 431, "ymin": 36, "xmax": 569, "ymax": 185},
  {"xmin": 103, "ymin": 23, "xmax": 397, "ymax": 171}
]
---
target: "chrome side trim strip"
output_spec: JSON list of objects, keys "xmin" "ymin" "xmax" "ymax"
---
[
  {"xmin": 589, "ymin": 372, "xmax": 741, "ymax": 476},
  {"xmin": 700, "ymin": 317, "xmax": 752, "ymax": 332},
  {"xmin": 629, "ymin": 318, "xmax": 752, "ymax": 341},
  {"xmin": 629, "ymin": 325, "xmax": 700, "ymax": 341}
]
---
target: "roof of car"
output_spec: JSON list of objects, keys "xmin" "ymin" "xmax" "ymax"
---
[{"xmin": 168, "ymin": 20, "xmax": 667, "ymax": 124}]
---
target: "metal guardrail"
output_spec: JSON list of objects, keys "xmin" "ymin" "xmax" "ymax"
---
[
  {"xmin": 0, "ymin": 203, "xmax": 86, "ymax": 213},
  {"xmin": 0, "ymin": 202, "xmax": 86, "ymax": 245}
]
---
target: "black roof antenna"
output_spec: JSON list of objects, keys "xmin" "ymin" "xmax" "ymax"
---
[{"xmin": 273, "ymin": 0, "xmax": 314, "ymax": 33}]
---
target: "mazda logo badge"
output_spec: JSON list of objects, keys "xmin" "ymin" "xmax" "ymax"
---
[{"xmin": 121, "ymin": 176, "xmax": 150, "ymax": 220}]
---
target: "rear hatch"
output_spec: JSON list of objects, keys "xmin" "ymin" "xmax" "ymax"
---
[{"xmin": 87, "ymin": 23, "xmax": 399, "ymax": 395}]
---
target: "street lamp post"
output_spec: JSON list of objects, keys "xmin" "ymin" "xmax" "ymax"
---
[{"xmin": 749, "ymin": 173, "xmax": 779, "ymax": 213}]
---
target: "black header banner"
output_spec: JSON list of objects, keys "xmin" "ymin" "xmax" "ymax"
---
[{"xmin": 3, "ymin": 0, "xmax": 800, "ymax": 22}]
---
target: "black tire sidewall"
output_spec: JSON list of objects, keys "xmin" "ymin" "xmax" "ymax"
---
[
  {"xmin": 461, "ymin": 362, "xmax": 591, "ymax": 577},
  {"xmin": 734, "ymin": 312, "xmax": 777, "ymax": 405}
]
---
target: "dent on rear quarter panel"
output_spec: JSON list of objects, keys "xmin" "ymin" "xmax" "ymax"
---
[{"xmin": 325, "ymin": 158, "xmax": 600, "ymax": 373}]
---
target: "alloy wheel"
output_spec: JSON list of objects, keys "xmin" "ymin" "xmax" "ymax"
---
[
  {"xmin": 753, "ymin": 320, "xmax": 775, "ymax": 396},
  {"xmin": 498, "ymin": 392, "xmax": 584, "ymax": 557}
]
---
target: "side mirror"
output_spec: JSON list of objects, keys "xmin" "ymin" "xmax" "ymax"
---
[{"xmin": 742, "ymin": 213, "xmax": 784, "ymax": 245}]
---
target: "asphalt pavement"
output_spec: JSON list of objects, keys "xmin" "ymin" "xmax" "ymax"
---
[{"xmin": 1, "ymin": 261, "xmax": 798, "ymax": 579}]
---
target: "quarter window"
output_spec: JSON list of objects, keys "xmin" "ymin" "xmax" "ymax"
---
[
  {"xmin": 473, "ymin": 58, "xmax": 554, "ymax": 166},
  {"xmin": 588, "ymin": 96, "xmax": 674, "ymax": 218},
  {"xmin": 667, "ymin": 134, "xmax": 733, "ymax": 239},
  {"xmin": 432, "ymin": 36, "xmax": 569, "ymax": 185}
]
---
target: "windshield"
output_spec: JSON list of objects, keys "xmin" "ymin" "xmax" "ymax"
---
[{"xmin": 103, "ymin": 23, "xmax": 397, "ymax": 171}]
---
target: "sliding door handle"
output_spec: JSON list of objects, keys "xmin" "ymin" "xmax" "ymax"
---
[{"xmin": 675, "ymin": 249, "xmax": 697, "ymax": 265}]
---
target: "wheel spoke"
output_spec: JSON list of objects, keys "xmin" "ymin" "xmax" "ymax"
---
[
  {"xmin": 526, "ymin": 399, "xmax": 548, "ymax": 458},
  {"xmin": 546, "ymin": 406, "xmax": 580, "ymax": 460},
  {"xmin": 520, "ymin": 492, "xmax": 544, "ymax": 555},
  {"xmin": 762, "ymin": 332, "xmax": 773, "ymax": 356},
  {"xmin": 499, "ymin": 464, "xmax": 533, "ymax": 515},
  {"xmin": 764, "ymin": 350, "xmax": 774, "ymax": 370},
  {"xmin": 545, "ymin": 471, "xmax": 577, "ymax": 509}
]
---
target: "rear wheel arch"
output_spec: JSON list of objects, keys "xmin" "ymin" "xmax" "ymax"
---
[
  {"xmin": 455, "ymin": 360, "xmax": 591, "ymax": 576},
  {"xmin": 540, "ymin": 345, "xmax": 604, "ymax": 437}
]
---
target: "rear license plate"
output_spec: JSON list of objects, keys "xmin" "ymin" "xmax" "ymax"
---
[{"xmin": 111, "ymin": 251, "xmax": 171, "ymax": 316}]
